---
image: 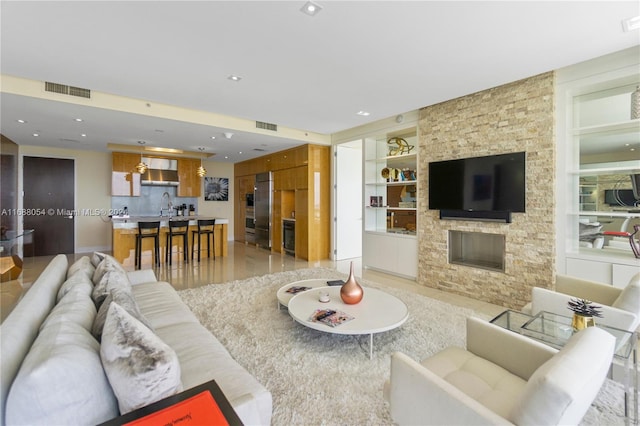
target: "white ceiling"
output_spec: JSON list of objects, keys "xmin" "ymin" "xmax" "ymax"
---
[{"xmin": 1, "ymin": 1, "xmax": 639, "ymax": 163}]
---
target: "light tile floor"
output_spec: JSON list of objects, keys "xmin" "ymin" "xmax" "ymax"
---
[{"xmin": 1, "ymin": 241, "xmax": 505, "ymax": 322}]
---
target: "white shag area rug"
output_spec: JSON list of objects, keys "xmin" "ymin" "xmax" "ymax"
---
[{"xmin": 178, "ymin": 268, "xmax": 629, "ymax": 426}]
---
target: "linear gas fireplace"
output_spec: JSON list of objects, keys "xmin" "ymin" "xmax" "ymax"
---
[{"xmin": 448, "ymin": 231, "xmax": 505, "ymax": 272}]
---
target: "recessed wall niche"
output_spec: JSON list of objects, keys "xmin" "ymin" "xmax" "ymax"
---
[{"xmin": 449, "ymin": 231, "xmax": 505, "ymax": 272}]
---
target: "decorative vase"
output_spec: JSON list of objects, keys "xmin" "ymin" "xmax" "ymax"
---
[
  {"xmin": 340, "ymin": 262, "xmax": 363, "ymax": 304},
  {"xmin": 632, "ymin": 86, "xmax": 640, "ymax": 120},
  {"xmin": 571, "ymin": 313, "xmax": 596, "ymax": 332}
]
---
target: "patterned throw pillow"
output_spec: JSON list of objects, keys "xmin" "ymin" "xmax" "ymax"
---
[{"xmin": 100, "ymin": 303, "xmax": 182, "ymax": 414}]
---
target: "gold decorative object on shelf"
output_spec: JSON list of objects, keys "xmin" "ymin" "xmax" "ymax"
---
[{"xmin": 387, "ymin": 137, "xmax": 414, "ymax": 156}]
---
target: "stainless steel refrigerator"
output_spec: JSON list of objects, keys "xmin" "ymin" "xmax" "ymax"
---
[{"xmin": 254, "ymin": 171, "xmax": 272, "ymax": 249}]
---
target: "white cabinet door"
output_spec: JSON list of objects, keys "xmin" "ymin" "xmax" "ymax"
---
[
  {"xmin": 363, "ymin": 232, "xmax": 417, "ymax": 279},
  {"xmin": 566, "ymin": 258, "xmax": 612, "ymax": 284},
  {"xmin": 612, "ymin": 264, "xmax": 640, "ymax": 288}
]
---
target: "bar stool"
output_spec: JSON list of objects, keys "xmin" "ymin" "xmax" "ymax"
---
[
  {"xmin": 191, "ymin": 219, "xmax": 216, "ymax": 262},
  {"xmin": 135, "ymin": 221, "xmax": 160, "ymax": 269},
  {"xmin": 165, "ymin": 220, "xmax": 189, "ymax": 265}
]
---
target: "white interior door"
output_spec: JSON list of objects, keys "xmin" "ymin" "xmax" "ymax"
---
[{"xmin": 335, "ymin": 141, "xmax": 362, "ymax": 260}]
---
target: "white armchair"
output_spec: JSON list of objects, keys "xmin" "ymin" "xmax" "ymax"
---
[
  {"xmin": 523, "ymin": 273, "xmax": 640, "ymax": 332},
  {"xmin": 384, "ymin": 317, "xmax": 615, "ymax": 425}
]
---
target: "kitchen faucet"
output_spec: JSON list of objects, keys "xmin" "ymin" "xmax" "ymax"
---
[{"xmin": 160, "ymin": 191, "xmax": 173, "ymax": 217}]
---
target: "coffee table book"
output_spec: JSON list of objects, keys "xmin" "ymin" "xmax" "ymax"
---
[{"xmin": 99, "ymin": 379, "xmax": 243, "ymax": 426}]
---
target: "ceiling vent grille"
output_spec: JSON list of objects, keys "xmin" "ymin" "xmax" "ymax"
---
[
  {"xmin": 45, "ymin": 82, "xmax": 91, "ymax": 98},
  {"xmin": 256, "ymin": 121, "xmax": 277, "ymax": 131}
]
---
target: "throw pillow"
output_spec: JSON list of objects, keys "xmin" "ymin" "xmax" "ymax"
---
[
  {"xmin": 100, "ymin": 303, "xmax": 183, "ymax": 414},
  {"xmin": 67, "ymin": 255, "xmax": 95, "ymax": 280},
  {"xmin": 91, "ymin": 251, "xmax": 108, "ymax": 268},
  {"xmin": 92, "ymin": 269, "xmax": 131, "ymax": 308},
  {"xmin": 5, "ymin": 321, "xmax": 119, "ymax": 425},
  {"xmin": 612, "ymin": 273, "xmax": 640, "ymax": 315},
  {"xmin": 92, "ymin": 286, "xmax": 152, "ymax": 341},
  {"xmin": 92, "ymin": 254, "xmax": 126, "ymax": 286}
]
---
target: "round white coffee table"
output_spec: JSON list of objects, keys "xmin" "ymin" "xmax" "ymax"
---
[
  {"xmin": 286, "ymin": 285, "xmax": 409, "ymax": 359},
  {"xmin": 276, "ymin": 278, "xmax": 332, "ymax": 309}
]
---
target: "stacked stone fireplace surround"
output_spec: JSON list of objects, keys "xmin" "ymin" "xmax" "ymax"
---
[{"xmin": 417, "ymin": 72, "xmax": 556, "ymax": 309}]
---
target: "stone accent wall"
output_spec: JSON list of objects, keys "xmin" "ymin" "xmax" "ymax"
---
[{"xmin": 417, "ymin": 72, "xmax": 556, "ymax": 309}]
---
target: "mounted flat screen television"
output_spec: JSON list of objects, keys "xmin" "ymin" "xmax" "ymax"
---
[{"xmin": 428, "ymin": 152, "xmax": 526, "ymax": 220}]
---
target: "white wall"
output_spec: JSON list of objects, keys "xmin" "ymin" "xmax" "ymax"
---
[{"xmin": 197, "ymin": 160, "xmax": 236, "ymax": 240}]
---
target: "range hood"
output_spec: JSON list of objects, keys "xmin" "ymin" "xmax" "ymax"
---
[{"xmin": 140, "ymin": 157, "xmax": 179, "ymax": 186}]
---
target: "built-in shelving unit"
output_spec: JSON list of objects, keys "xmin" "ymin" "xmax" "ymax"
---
[
  {"xmin": 558, "ymin": 56, "xmax": 640, "ymax": 286},
  {"xmin": 363, "ymin": 128, "xmax": 418, "ymax": 278}
]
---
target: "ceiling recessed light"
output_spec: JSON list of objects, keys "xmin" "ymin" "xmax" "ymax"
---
[
  {"xmin": 238, "ymin": 151, "xmax": 243, "ymax": 155},
  {"xmin": 228, "ymin": 75, "xmax": 242, "ymax": 82},
  {"xmin": 301, "ymin": 1, "xmax": 322, "ymax": 16},
  {"xmin": 137, "ymin": 140, "xmax": 146, "ymax": 145},
  {"xmin": 16, "ymin": 119, "xmax": 26, "ymax": 124},
  {"xmin": 622, "ymin": 15, "xmax": 640, "ymax": 32},
  {"xmin": 32, "ymin": 133, "xmax": 39, "ymax": 137},
  {"xmin": 357, "ymin": 111, "xmax": 371, "ymax": 116},
  {"xmin": 211, "ymin": 136, "xmax": 216, "ymax": 140},
  {"xmin": 81, "ymin": 134, "xmax": 87, "ymax": 137},
  {"xmin": 74, "ymin": 118, "xmax": 83, "ymax": 122},
  {"xmin": 224, "ymin": 156, "xmax": 229, "ymax": 159}
]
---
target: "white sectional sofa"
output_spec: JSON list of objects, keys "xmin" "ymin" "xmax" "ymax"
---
[{"xmin": 0, "ymin": 253, "xmax": 272, "ymax": 425}]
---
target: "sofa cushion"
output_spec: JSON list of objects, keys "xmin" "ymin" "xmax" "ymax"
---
[
  {"xmin": 612, "ymin": 273, "xmax": 640, "ymax": 315},
  {"xmin": 422, "ymin": 346, "xmax": 527, "ymax": 419},
  {"xmin": 5, "ymin": 321, "xmax": 118, "ymax": 425},
  {"xmin": 67, "ymin": 255, "xmax": 95, "ymax": 280},
  {"xmin": 42, "ymin": 287, "xmax": 97, "ymax": 332},
  {"xmin": 132, "ymin": 281, "xmax": 200, "ymax": 329},
  {"xmin": 56, "ymin": 270, "xmax": 94, "ymax": 303},
  {"xmin": 509, "ymin": 326, "xmax": 615, "ymax": 425},
  {"xmin": 100, "ymin": 303, "xmax": 183, "ymax": 414},
  {"xmin": 92, "ymin": 286, "xmax": 152, "ymax": 341}
]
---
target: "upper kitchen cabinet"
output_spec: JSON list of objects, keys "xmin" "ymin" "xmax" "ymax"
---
[
  {"xmin": 177, "ymin": 158, "xmax": 202, "ymax": 197},
  {"xmin": 111, "ymin": 152, "xmax": 141, "ymax": 196}
]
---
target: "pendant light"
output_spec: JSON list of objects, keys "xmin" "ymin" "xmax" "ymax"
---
[
  {"xmin": 135, "ymin": 141, "xmax": 148, "ymax": 174},
  {"xmin": 196, "ymin": 147, "xmax": 207, "ymax": 177}
]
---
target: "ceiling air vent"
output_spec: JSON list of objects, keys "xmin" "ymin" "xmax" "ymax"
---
[
  {"xmin": 45, "ymin": 82, "xmax": 91, "ymax": 98},
  {"xmin": 256, "ymin": 121, "xmax": 277, "ymax": 131}
]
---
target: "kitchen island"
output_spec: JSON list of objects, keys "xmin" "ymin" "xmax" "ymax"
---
[{"xmin": 112, "ymin": 216, "xmax": 228, "ymax": 267}]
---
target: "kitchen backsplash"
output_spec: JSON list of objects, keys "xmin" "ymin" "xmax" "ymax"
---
[{"xmin": 112, "ymin": 186, "xmax": 197, "ymax": 216}]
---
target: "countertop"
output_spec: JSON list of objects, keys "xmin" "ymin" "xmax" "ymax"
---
[{"xmin": 112, "ymin": 216, "xmax": 228, "ymax": 229}]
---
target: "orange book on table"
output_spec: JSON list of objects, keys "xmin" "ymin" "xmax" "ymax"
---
[
  {"xmin": 126, "ymin": 390, "xmax": 228, "ymax": 426},
  {"xmin": 99, "ymin": 380, "xmax": 242, "ymax": 426}
]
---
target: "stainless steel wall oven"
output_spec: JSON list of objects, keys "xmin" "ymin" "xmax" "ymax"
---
[
  {"xmin": 283, "ymin": 219, "xmax": 295, "ymax": 255},
  {"xmin": 245, "ymin": 193, "xmax": 255, "ymax": 243}
]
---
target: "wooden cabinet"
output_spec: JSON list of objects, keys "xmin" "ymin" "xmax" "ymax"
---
[
  {"xmin": 111, "ymin": 152, "xmax": 141, "ymax": 196},
  {"xmin": 112, "ymin": 152, "xmax": 141, "ymax": 173},
  {"xmin": 177, "ymin": 158, "xmax": 201, "ymax": 197},
  {"xmin": 234, "ymin": 144, "xmax": 330, "ymax": 260}
]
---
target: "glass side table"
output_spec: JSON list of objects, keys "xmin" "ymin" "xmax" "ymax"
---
[{"xmin": 491, "ymin": 310, "xmax": 638, "ymax": 425}]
